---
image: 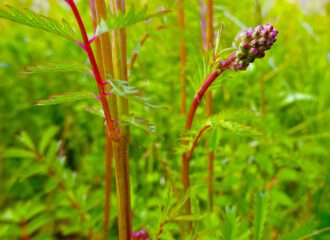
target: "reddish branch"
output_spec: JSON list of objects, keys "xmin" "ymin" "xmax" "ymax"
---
[
  {"xmin": 129, "ymin": 26, "xmax": 165, "ymax": 72},
  {"xmin": 66, "ymin": 0, "xmax": 120, "ymax": 141}
]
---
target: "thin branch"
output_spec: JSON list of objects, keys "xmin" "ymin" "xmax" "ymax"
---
[{"xmin": 129, "ymin": 25, "xmax": 165, "ymax": 72}]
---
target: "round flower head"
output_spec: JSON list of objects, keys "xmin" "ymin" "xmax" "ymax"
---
[{"xmin": 230, "ymin": 24, "xmax": 278, "ymax": 71}]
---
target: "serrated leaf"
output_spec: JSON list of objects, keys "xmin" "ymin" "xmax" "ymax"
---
[
  {"xmin": 278, "ymin": 219, "xmax": 318, "ymax": 240},
  {"xmin": 38, "ymin": 126, "xmax": 59, "ymax": 155},
  {"xmin": 4, "ymin": 148, "xmax": 35, "ymax": 159},
  {"xmin": 36, "ymin": 91, "xmax": 96, "ymax": 106},
  {"xmin": 109, "ymin": 79, "xmax": 168, "ymax": 109},
  {"xmin": 221, "ymin": 207, "xmax": 239, "ymax": 240},
  {"xmin": 18, "ymin": 131, "xmax": 35, "ymax": 150},
  {"xmin": 210, "ymin": 118, "xmax": 261, "ymax": 136},
  {"xmin": 253, "ymin": 192, "xmax": 268, "ymax": 240},
  {"xmin": 96, "ymin": 8, "xmax": 169, "ymax": 35},
  {"xmin": 121, "ymin": 114, "xmax": 156, "ymax": 133},
  {"xmin": 21, "ymin": 62, "xmax": 90, "ymax": 75},
  {"xmin": 0, "ymin": 5, "xmax": 76, "ymax": 40},
  {"xmin": 84, "ymin": 107, "xmax": 105, "ymax": 118}
]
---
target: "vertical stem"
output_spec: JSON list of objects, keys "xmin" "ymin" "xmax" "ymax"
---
[
  {"xmin": 109, "ymin": 1, "xmax": 132, "ymax": 239},
  {"xmin": 20, "ymin": 221, "xmax": 29, "ymax": 240},
  {"xmin": 205, "ymin": 0, "xmax": 215, "ymax": 211},
  {"xmin": 89, "ymin": 1, "xmax": 116, "ymax": 238},
  {"xmin": 66, "ymin": 1, "xmax": 131, "ymax": 239},
  {"xmin": 178, "ymin": 0, "xmax": 187, "ymax": 114}
]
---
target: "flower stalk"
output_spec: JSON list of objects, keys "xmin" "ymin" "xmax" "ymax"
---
[{"xmin": 181, "ymin": 24, "xmax": 278, "ymax": 233}]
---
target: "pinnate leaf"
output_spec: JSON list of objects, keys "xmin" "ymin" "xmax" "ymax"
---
[
  {"xmin": 96, "ymin": 7, "xmax": 169, "ymax": 35},
  {"xmin": 0, "ymin": 5, "xmax": 76, "ymax": 40},
  {"xmin": 21, "ymin": 62, "xmax": 90, "ymax": 75},
  {"xmin": 36, "ymin": 91, "xmax": 96, "ymax": 106}
]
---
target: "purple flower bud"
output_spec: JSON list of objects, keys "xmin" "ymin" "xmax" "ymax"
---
[
  {"xmin": 226, "ymin": 24, "xmax": 278, "ymax": 71},
  {"xmin": 250, "ymin": 48, "xmax": 258, "ymax": 56}
]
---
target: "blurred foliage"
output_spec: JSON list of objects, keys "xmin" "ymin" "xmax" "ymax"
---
[{"xmin": 0, "ymin": 0, "xmax": 329, "ymax": 239}]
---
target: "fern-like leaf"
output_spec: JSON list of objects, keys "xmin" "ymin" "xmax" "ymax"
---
[
  {"xmin": 109, "ymin": 79, "xmax": 168, "ymax": 109},
  {"xmin": 253, "ymin": 192, "xmax": 268, "ymax": 240},
  {"xmin": 209, "ymin": 118, "xmax": 261, "ymax": 136},
  {"xmin": 96, "ymin": 8, "xmax": 170, "ymax": 35},
  {"xmin": 21, "ymin": 62, "xmax": 90, "ymax": 75},
  {"xmin": 36, "ymin": 91, "xmax": 96, "ymax": 106},
  {"xmin": 84, "ymin": 107, "xmax": 156, "ymax": 133},
  {"xmin": 0, "ymin": 5, "xmax": 76, "ymax": 40}
]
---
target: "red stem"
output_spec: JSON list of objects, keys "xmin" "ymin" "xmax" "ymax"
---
[
  {"xmin": 186, "ymin": 124, "xmax": 211, "ymax": 159},
  {"xmin": 185, "ymin": 54, "xmax": 236, "ymax": 131},
  {"xmin": 66, "ymin": 0, "xmax": 120, "ymax": 141}
]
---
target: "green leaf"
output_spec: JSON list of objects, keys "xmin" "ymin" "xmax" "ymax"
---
[
  {"xmin": 173, "ymin": 214, "xmax": 206, "ymax": 221},
  {"xmin": 26, "ymin": 214, "xmax": 49, "ymax": 235},
  {"xmin": 109, "ymin": 79, "xmax": 168, "ymax": 109},
  {"xmin": 3, "ymin": 148, "xmax": 35, "ymax": 159},
  {"xmin": 35, "ymin": 91, "xmax": 96, "ymax": 106},
  {"xmin": 221, "ymin": 207, "xmax": 239, "ymax": 240},
  {"xmin": 96, "ymin": 8, "xmax": 169, "ymax": 35},
  {"xmin": 84, "ymin": 108, "xmax": 156, "ymax": 133},
  {"xmin": 21, "ymin": 62, "xmax": 90, "ymax": 75},
  {"xmin": 278, "ymin": 219, "xmax": 318, "ymax": 240},
  {"xmin": 39, "ymin": 126, "xmax": 59, "ymax": 155},
  {"xmin": 19, "ymin": 164, "xmax": 47, "ymax": 182},
  {"xmin": 0, "ymin": 5, "xmax": 76, "ymax": 40},
  {"xmin": 209, "ymin": 118, "xmax": 261, "ymax": 136},
  {"xmin": 18, "ymin": 131, "xmax": 35, "ymax": 150},
  {"xmin": 121, "ymin": 114, "xmax": 156, "ymax": 133},
  {"xmin": 253, "ymin": 192, "xmax": 268, "ymax": 240},
  {"xmin": 280, "ymin": 92, "xmax": 315, "ymax": 107}
]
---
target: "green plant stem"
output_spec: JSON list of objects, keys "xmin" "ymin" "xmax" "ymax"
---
[
  {"xmin": 109, "ymin": 1, "xmax": 132, "ymax": 239},
  {"xmin": 89, "ymin": 0, "xmax": 116, "ymax": 239},
  {"xmin": 67, "ymin": 1, "xmax": 131, "ymax": 239}
]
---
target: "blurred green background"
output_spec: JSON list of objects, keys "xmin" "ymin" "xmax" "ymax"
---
[{"xmin": 0, "ymin": 0, "xmax": 329, "ymax": 239}]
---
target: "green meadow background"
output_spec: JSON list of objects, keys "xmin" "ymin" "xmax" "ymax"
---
[{"xmin": 0, "ymin": 0, "xmax": 329, "ymax": 239}]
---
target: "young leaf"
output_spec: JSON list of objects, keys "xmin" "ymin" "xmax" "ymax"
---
[
  {"xmin": 278, "ymin": 219, "xmax": 318, "ymax": 240},
  {"xmin": 121, "ymin": 114, "xmax": 156, "ymax": 133},
  {"xmin": 96, "ymin": 8, "xmax": 169, "ymax": 35},
  {"xmin": 3, "ymin": 148, "xmax": 35, "ymax": 159},
  {"xmin": 39, "ymin": 126, "xmax": 59, "ymax": 155},
  {"xmin": 209, "ymin": 118, "xmax": 261, "ymax": 136},
  {"xmin": 18, "ymin": 131, "xmax": 35, "ymax": 150},
  {"xmin": 221, "ymin": 207, "xmax": 239, "ymax": 240},
  {"xmin": 0, "ymin": 5, "xmax": 76, "ymax": 40},
  {"xmin": 35, "ymin": 91, "xmax": 96, "ymax": 106},
  {"xmin": 109, "ymin": 79, "xmax": 168, "ymax": 109},
  {"xmin": 253, "ymin": 192, "xmax": 268, "ymax": 240},
  {"xmin": 84, "ymin": 108, "xmax": 156, "ymax": 133},
  {"xmin": 173, "ymin": 214, "xmax": 207, "ymax": 221},
  {"xmin": 21, "ymin": 62, "xmax": 90, "ymax": 75}
]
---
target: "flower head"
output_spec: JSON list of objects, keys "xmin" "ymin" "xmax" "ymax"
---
[
  {"xmin": 132, "ymin": 229, "xmax": 150, "ymax": 240},
  {"xmin": 229, "ymin": 24, "xmax": 278, "ymax": 71}
]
